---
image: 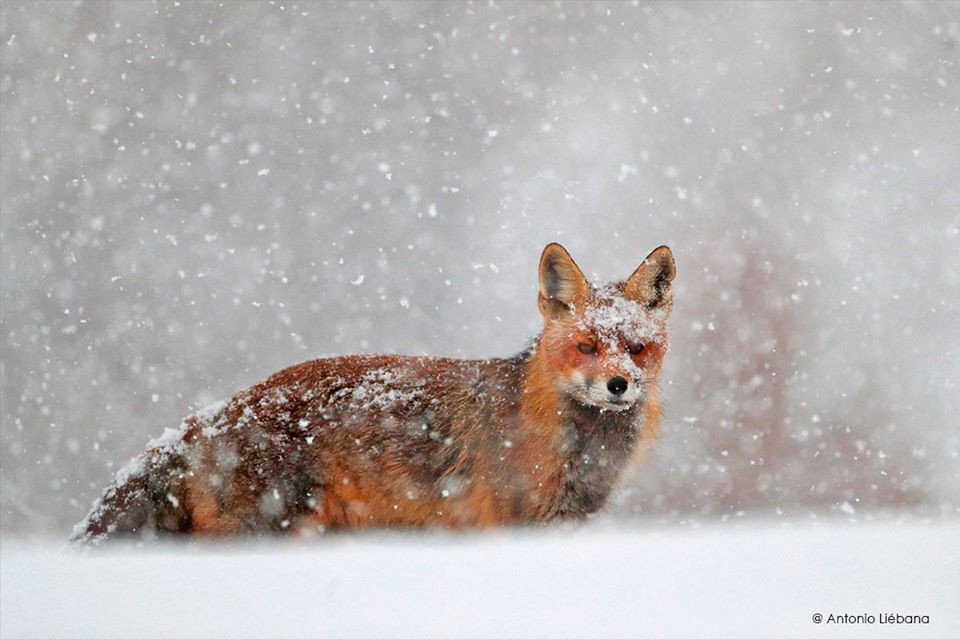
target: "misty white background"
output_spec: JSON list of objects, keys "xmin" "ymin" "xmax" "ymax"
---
[{"xmin": 2, "ymin": 1, "xmax": 959, "ymax": 537}]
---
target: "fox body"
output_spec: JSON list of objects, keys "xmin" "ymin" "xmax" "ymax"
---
[{"xmin": 72, "ymin": 244, "xmax": 675, "ymax": 542}]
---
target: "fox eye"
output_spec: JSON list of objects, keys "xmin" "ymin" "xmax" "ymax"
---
[
  {"xmin": 627, "ymin": 343, "xmax": 645, "ymax": 355},
  {"xmin": 577, "ymin": 341, "xmax": 598, "ymax": 355}
]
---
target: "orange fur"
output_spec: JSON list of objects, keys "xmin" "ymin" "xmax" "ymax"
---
[{"xmin": 72, "ymin": 244, "xmax": 676, "ymax": 542}]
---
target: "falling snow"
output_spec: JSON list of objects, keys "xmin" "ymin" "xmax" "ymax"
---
[{"xmin": 1, "ymin": 0, "xmax": 958, "ymax": 540}]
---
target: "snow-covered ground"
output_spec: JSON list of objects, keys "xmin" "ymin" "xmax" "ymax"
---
[
  {"xmin": 2, "ymin": 520, "xmax": 957, "ymax": 639},
  {"xmin": 2, "ymin": 7, "xmax": 959, "ymax": 638}
]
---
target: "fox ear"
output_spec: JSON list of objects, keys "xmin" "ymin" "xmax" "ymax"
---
[
  {"xmin": 625, "ymin": 246, "xmax": 676, "ymax": 309},
  {"xmin": 538, "ymin": 243, "xmax": 588, "ymax": 321}
]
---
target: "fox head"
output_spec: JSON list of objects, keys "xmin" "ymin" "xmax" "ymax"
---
[{"xmin": 535, "ymin": 243, "xmax": 676, "ymax": 413}]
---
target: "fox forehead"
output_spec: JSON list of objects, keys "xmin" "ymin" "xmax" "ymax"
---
[{"xmin": 576, "ymin": 282, "xmax": 669, "ymax": 350}]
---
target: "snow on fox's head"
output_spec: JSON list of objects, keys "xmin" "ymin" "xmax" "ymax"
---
[{"xmin": 536, "ymin": 243, "xmax": 675, "ymax": 412}]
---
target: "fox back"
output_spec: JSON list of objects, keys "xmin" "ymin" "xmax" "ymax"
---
[{"xmin": 72, "ymin": 243, "xmax": 676, "ymax": 542}]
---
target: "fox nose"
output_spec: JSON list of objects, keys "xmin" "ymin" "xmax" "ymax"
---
[{"xmin": 607, "ymin": 376, "xmax": 628, "ymax": 396}]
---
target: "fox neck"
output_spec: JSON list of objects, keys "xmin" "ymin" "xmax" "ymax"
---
[{"xmin": 515, "ymin": 337, "xmax": 645, "ymax": 518}]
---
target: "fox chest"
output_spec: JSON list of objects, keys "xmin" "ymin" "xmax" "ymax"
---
[{"xmin": 547, "ymin": 417, "xmax": 640, "ymax": 519}]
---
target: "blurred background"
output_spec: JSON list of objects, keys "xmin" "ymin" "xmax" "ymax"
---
[{"xmin": 2, "ymin": 1, "xmax": 958, "ymax": 536}]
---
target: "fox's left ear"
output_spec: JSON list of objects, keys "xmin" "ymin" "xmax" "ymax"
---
[{"xmin": 625, "ymin": 246, "xmax": 676, "ymax": 308}]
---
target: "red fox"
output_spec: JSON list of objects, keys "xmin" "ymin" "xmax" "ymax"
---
[{"xmin": 71, "ymin": 243, "xmax": 676, "ymax": 542}]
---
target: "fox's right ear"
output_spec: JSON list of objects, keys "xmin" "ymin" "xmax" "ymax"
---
[{"xmin": 538, "ymin": 243, "xmax": 588, "ymax": 321}]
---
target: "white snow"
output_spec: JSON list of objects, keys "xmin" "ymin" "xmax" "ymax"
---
[
  {"xmin": 2, "ymin": 1, "xmax": 959, "ymax": 607},
  {"xmin": 3, "ymin": 520, "xmax": 957, "ymax": 639},
  {"xmin": 342, "ymin": 367, "xmax": 427, "ymax": 411},
  {"xmin": 579, "ymin": 284, "xmax": 667, "ymax": 351}
]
